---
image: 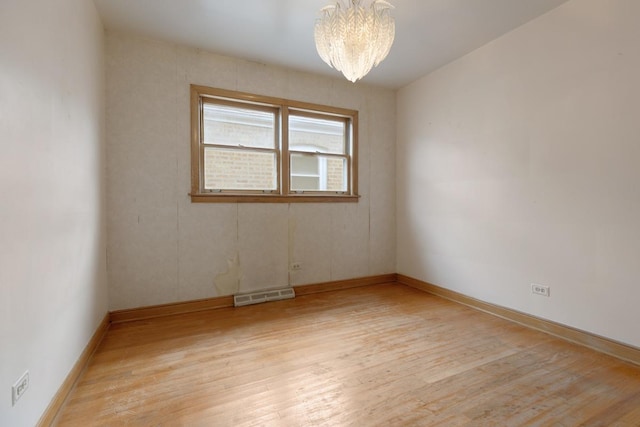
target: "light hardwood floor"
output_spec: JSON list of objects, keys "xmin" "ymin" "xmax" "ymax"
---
[{"xmin": 57, "ymin": 284, "xmax": 640, "ymax": 426}]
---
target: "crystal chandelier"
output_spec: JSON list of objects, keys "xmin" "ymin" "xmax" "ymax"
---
[{"xmin": 314, "ymin": 0, "xmax": 395, "ymax": 83}]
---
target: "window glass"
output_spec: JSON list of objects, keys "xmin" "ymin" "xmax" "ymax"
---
[
  {"xmin": 325, "ymin": 157, "xmax": 347, "ymax": 191},
  {"xmin": 204, "ymin": 148, "xmax": 277, "ymax": 191},
  {"xmin": 290, "ymin": 153, "xmax": 347, "ymax": 192},
  {"xmin": 203, "ymin": 103, "xmax": 275, "ymax": 149},
  {"xmin": 289, "ymin": 115, "xmax": 345, "ymax": 155}
]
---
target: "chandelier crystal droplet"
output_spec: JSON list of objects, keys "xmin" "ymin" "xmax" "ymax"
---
[{"xmin": 314, "ymin": 0, "xmax": 395, "ymax": 83}]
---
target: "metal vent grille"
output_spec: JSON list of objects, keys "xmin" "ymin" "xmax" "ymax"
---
[{"xmin": 233, "ymin": 288, "xmax": 295, "ymax": 307}]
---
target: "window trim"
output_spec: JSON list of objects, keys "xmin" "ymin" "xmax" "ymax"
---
[{"xmin": 190, "ymin": 85, "xmax": 359, "ymax": 203}]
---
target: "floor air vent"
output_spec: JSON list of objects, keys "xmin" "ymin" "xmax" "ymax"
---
[{"xmin": 233, "ymin": 288, "xmax": 295, "ymax": 307}]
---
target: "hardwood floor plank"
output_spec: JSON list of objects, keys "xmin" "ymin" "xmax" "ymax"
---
[{"xmin": 56, "ymin": 284, "xmax": 640, "ymax": 426}]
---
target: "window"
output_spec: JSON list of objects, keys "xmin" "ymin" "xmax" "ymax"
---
[{"xmin": 190, "ymin": 85, "xmax": 358, "ymax": 202}]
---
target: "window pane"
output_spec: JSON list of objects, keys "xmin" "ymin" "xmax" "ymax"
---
[
  {"xmin": 291, "ymin": 154, "xmax": 319, "ymax": 175},
  {"xmin": 289, "ymin": 115, "xmax": 345, "ymax": 154},
  {"xmin": 204, "ymin": 147, "xmax": 277, "ymax": 191},
  {"xmin": 203, "ymin": 103, "xmax": 275, "ymax": 149},
  {"xmin": 325, "ymin": 157, "xmax": 347, "ymax": 191},
  {"xmin": 290, "ymin": 153, "xmax": 347, "ymax": 192}
]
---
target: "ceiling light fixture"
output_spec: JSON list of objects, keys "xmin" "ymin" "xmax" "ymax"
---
[{"xmin": 314, "ymin": 0, "xmax": 395, "ymax": 83}]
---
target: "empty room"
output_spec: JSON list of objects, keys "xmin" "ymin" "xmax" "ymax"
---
[{"xmin": 2, "ymin": 0, "xmax": 640, "ymax": 425}]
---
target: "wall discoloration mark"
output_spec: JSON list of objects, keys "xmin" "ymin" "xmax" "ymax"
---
[
  {"xmin": 288, "ymin": 216, "xmax": 296, "ymax": 285},
  {"xmin": 214, "ymin": 254, "xmax": 241, "ymax": 295}
]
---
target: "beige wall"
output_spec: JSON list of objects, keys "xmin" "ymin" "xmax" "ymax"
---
[
  {"xmin": 397, "ymin": 0, "xmax": 640, "ymax": 347},
  {"xmin": 0, "ymin": 0, "xmax": 107, "ymax": 425},
  {"xmin": 106, "ymin": 32, "xmax": 396, "ymax": 310}
]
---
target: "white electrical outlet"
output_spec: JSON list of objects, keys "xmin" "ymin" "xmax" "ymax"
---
[
  {"xmin": 12, "ymin": 371, "xmax": 29, "ymax": 406},
  {"xmin": 290, "ymin": 262, "xmax": 302, "ymax": 271},
  {"xmin": 531, "ymin": 283, "xmax": 550, "ymax": 297}
]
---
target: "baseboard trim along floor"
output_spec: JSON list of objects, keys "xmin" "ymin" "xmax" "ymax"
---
[
  {"xmin": 37, "ymin": 314, "xmax": 110, "ymax": 427},
  {"xmin": 110, "ymin": 274, "xmax": 397, "ymax": 323},
  {"xmin": 397, "ymin": 274, "xmax": 640, "ymax": 366}
]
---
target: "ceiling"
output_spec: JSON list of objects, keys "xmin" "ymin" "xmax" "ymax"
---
[{"xmin": 94, "ymin": 0, "xmax": 569, "ymax": 89}]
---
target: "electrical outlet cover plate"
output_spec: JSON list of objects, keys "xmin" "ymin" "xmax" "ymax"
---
[
  {"xmin": 12, "ymin": 371, "xmax": 29, "ymax": 406},
  {"xmin": 531, "ymin": 283, "xmax": 550, "ymax": 297}
]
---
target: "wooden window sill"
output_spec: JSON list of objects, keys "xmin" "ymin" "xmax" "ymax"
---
[{"xmin": 189, "ymin": 194, "xmax": 360, "ymax": 203}]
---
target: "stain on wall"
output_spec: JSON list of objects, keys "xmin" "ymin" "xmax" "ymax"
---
[
  {"xmin": 288, "ymin": 215, "xmax": 297, "ymax": 285},
  {"xmin": 214, "ymin": 254, "xmax": 241, "ymax": 295}
]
